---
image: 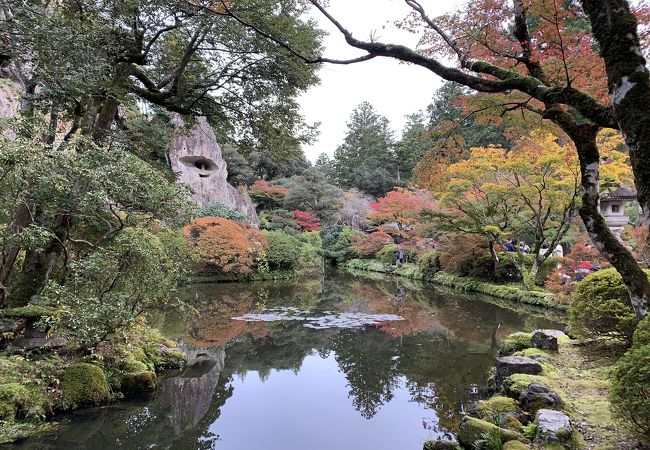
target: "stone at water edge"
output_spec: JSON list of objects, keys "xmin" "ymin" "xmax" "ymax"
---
[
  {"xmin": 531, "ymin": 329, "xmax": 566, "ymax": 351},
  {"xmin": 519, "ymin": 383, "xmax": 563, "ymax": 413},
  {"xmin": 534, "ymin": 409, "xmax": 573, "ymax": 445},
  {"xmin": 495, "ymin": 356, "xmax": 543, "ymax": 387},
  {"xmin": 422, "ymin": 439, "xmax": 458, "ymax": 450},
  {"xmin": 457, "ymin": 416, "xmax": 525, "ymax": 448}
]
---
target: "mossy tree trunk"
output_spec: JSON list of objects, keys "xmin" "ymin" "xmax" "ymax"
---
[{"xmin": 551, "ymin": 113, "xmax": 650, "ymax": 319}]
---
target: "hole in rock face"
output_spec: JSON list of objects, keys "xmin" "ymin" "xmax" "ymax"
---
[{"xmin": 179, "ymin": 156, "xmax": 218, "ymax": 178}]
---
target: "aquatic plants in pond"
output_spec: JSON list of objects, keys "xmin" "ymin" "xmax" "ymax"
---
[{"xmin": 233, "ymin": 307, "xmax": 404, "ymax": 330}]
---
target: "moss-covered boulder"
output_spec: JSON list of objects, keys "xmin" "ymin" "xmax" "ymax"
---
[
  {"xmin": 471, "ymin": 396, "xmax": 525, "ymax": 430},
  {"xmin": 120, "ymin": 371, "xmax": 156, "ymax": 395},
  {"xmin": 502, "ymin": 441, "xmax": 531, "ymax": 450},
  {"xmin": 502, "ymin": 373, "xmax": 547, "ymax": 399},
  {"xmin": 422, "ymin": 439, "xmax": 458, "ymax": 450},
  {"xmin": 120, "ymin": 358, "xmax": 149, "ymax": 374},
  {"xmin": 499, "ymin": 332, "xmax": 532, "ymax": 356},
  {"xmin": 143, "ymin": 345, "xmax": 186, "ymax": 371},
  {"xmin": 60, "ymin": 363, "xmax": 109, "ymax": 409},
  {"xmin": 457, "ymin": 416, "xmax": 525, "ymax": 449},
  {"xmin": 0, "ymin": 382, "xmax": 49, "ymax": 422}
]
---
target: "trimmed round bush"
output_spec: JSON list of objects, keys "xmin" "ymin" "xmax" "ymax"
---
[
  {"xmin": 61, "ymin": 363, "xmax": 110, "ymax": 409},
  {"xmin": 263, "ymin": 230, "xmax": 302, "ymax": 270},
  {"xmin": 610, "ymin": 344, "xmax": 650, "ymax": 443},
  {"xmin": 633, "ymin": 318, "xmax": 650, "ymax": 347},
  {"xmin": 569, "ymin": 269, "xmax": 639, "ymax": 344}
]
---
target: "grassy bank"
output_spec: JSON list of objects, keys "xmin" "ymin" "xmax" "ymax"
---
[{"xmin": 340, "ymin": 258, "xmax": 561, "ymax": 310}]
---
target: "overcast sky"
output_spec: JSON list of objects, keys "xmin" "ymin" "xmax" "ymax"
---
[{"xmin": 298, "ymin": 0, "xmax": 458, "ymax": 163}]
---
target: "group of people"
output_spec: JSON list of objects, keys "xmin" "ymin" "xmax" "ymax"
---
[{"xmin": 502, "ymin": 239, "xmax": 564, "ymax": 258}]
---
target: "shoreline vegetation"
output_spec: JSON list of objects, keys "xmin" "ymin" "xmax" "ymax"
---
[{"xmin": 340, "ymin": 259, "xmax": 560, "ymax": 310}]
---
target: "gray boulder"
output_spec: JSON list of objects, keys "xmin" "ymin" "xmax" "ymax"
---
[
  {"xmin": 519, "ymin": 383, "xmax": 563, "ymax": 413},
  {"xmin": 168, "ymin": 114, "xmax": 259, "ymax": 226},
  {"xmin": 534, "ymin": 409, "xmax": 572, "ymax": 445},
  {"xmin": 531, "ymin": 329, "xmax": 566, "ymax": 351},
  {"xmin": 496, "ymin": 356, "xmax": 543, "ymax": 387}
]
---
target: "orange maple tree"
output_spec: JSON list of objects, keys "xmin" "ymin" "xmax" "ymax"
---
[
  {"xmin": 353, "ymin": 231, "xmax": 394, "ymax": 258},
  {"xmin": 183, "ymin": 217, "xmax": 267, "ymax": 274},
  {"xmin": 368, "ymin": 188, "xmax": 436, "ymax": 231}
]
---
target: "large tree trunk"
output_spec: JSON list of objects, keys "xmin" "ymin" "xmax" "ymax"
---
[
  {"xmin": 0, "ymin": 203, "xmax": 32, "ymax": 307},
  {"xmin": 9, "ymin": 214, "xmax": 70, "ymax": 307},
  {"xmin": 568, "ymin": 121, "xmax": 649, "ymax": 319},
  {"xmin": 582, "ymin": 0, "xmax": 650, "ymax": 259}
]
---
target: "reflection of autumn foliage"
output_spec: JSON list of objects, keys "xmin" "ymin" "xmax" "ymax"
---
[
  {"xmin": 436, "ymin": 233, "xmax": 488, "ymax": 274},
  {"xmin": 290, "ymin": 210, "xmax": 321, "ymax": 231},
  {"xmin": 249, "ymin": 180, "xmax": 289, "ymax": 209},
  {"xmin": 353, "ymin": 231, "xmax": 394, "ymax": 258},
  {"xmin": 183, "ymin": 217, "xmax": 266, "ymax": 273}
]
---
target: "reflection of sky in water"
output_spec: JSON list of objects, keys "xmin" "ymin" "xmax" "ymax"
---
[
  {"xmin": 233, "ymin": 307, "xmax": 404, "ymax": 330},
  {"xmin": 18, "ymin": 271, "xmax": 564, "ymax": 450},
  {"xmin": 207, "ymin": 353, "xmax": 449, "ymax": 450}
]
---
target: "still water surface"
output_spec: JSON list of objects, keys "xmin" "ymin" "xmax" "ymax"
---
[{"xmin": 19, "ymin": 269, "xmax": 562, "ymax": 449}]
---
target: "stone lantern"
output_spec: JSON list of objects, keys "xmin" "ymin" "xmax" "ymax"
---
[{"xmin": 599, "ymin": 186, "xmax": 637, "ymax": 238}]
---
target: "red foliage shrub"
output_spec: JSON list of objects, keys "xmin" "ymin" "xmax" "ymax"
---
[
  {"xmin": 290, "ymin": 210, "xmax": 321, "ymax": 232},
  {"xmin": 353, "ymin": 231, "xmax": 394, "ymax": 258},
  {"xmin": 401, "ymin": 236, "xmax": 435, "ymax": 260},
  {"xmin": 435, "ymin": 233, "xmax": 488, "ymax": 274},
  {"xmin": 183, "ymin": 217, "xmax": 266, "ymax": 274},
  {"xmin": 545, "ymin": 237, "xmax": 610, "ymax": 303},
  {"xmin": 249, "ymin": 180, "xmax": 289, "ymax": 209}
]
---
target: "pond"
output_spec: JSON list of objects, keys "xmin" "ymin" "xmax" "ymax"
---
[{"xmin": 18, "ymin": 269, "xmax": 563, "ymax": 450}]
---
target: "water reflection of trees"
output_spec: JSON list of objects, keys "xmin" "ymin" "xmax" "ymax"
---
[{"xmin": 32, "ymin": 271, "xmax": 563, "ymax": 448}]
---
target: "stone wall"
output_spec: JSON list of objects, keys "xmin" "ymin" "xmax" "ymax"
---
[{"xmin": 168, "ymin": 114, "xmax": 259, "ymax": 226}]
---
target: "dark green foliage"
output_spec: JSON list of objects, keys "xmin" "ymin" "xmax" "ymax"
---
[
  {"xmin": 333, "ymin": 102, "xmax": 397, "ymax": 197},
  {"xmin": 222, "ymin": 145, "xmax": 257, "ymax": 186},
  {"xmin": 120, "ymin": 371, "xmax": 156, "ymax": 395},
  {"xmin": 260, "ymin": 210, "xmax": 300, "ymax": 234},
  {"xmin": 281, "ymin": 168, "xmax": 343, "ymax": 223},
  {"xmin": 60, "ymin": 363, "xmax": 109, "ymax": 409},
  {"xmin": 610, "ymin": 344, "xmax": 650, "ymax": 443},
  {"xmin": 264, "ymin": 231, "xmax": 302, "ymax": 270},
  {"xmin": 633, "ymin": 318, "xmax": 650, "ymax": 347},
  {"xmin": 417, "ymin": 252, "xmax": 442, "ymax": 279},
  {"xmin": 376, "ymin": 244, "xmax": 399, "ymax": 264},
  {"xmin": 197, "ymin": 202, "xmax": 247, "ymax": 222},
  {"xmin": 467, "ymin": 254, "xmax": 559, "ymax": 285},
  {"xmin": 314, "ymin": 153, "xmax": 335, "ymax": 182},
  {"xmin": 321, "ymin": 226, "xmax": 362, "ymax": 261},
  {"xmin": 569, "ymin": 269, "xmax": 640, "ymax": 343},
  {"xmin": 394, "ymin": 113, "xmax": 436, "ymax": 183}
]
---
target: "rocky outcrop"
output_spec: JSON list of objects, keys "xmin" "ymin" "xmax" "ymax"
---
[{"xmin": 168, "ymin": 115, "xmax": 258, "ymax": 226}]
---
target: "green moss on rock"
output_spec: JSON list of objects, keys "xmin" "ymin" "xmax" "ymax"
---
[
  {"xmin": 120, "ymin": 371, "xmax": 156, "ymax": 395},
  {"xmin": 476, "ymin": 396, "xmax": 520, "ymax": 417},
  {"xmin": 60, "ymin": 363, "xmax": 109, "ymax": 409},
  {"xmin": 499, "ymin": 332, "xmax": 533, "ymax": 356},
  {"xmin": 457, "ymin": 416, "xmax": 526, "ymax": 449},
  {"xmin": 2, "ymin": 306, "xmax": 56, "ymax": 319},
  {"xmin": 422, "ymin": 439, "xmax": 459, "ymax": 449},
  {"xmin": 502, "ymin": 373, "xmax": 547, "ymax": 398},
  {"xmin": 121, "ymin": 358, "xmax": 149, "ymax": 374},
  {"xmin": 502, "ymin": 441, "xmax": 530, "ymax": 450}
]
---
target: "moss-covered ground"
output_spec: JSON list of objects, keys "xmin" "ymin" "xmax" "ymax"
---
[{"xmin": 507, "ymin": 339, "xmax": 636, "ymax": 449}]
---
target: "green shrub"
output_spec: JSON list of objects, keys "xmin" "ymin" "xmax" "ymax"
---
[
  {"xmin": 633, "ymin": 318, "xmax": 650, "ymax": 347},
  {"xmin": 376, "ymin": 244, "xmax": 398, "ymax": 264},
  {"xmin": 60, "ymin": 363, "xmax": 110, "ymax": 409},
  {"xmin": 610, "ymin": 344, "xmax": 650, "ymax": 443},
  {"xmin": 468, "ymin": 253, "xmax": 559, "ymax": 285},
  {"xmin": 418, "ymin": 252, "xmax": 441, "ymax": 279},
  {"xmin": 197, "ymin": 202, "xmax": 247, "ymax": 221},
  {"xmin": 569, "ymin": 269, "xmax": 640, "ymax": 344},
  {"xmin": 263, "ymin": 231, "xmax": 302, "ymax": 270}
]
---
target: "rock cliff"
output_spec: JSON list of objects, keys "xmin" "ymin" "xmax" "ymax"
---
[{"xmin": 168, "ymin": 115, "xmax": 259, "ymax": 226}]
